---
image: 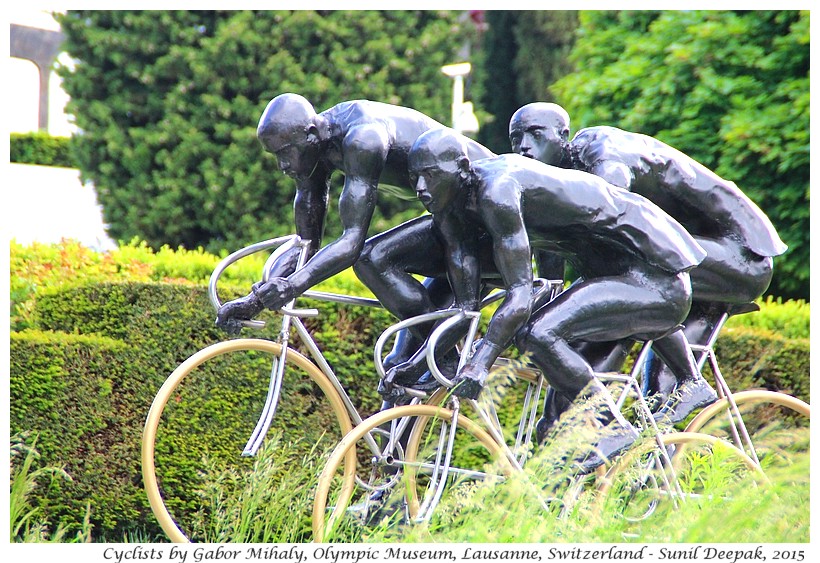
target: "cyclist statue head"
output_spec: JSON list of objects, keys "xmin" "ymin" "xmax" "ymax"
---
[
  {"xmin": 408, "ymin": 128, "xmax": 473, "ymax": 215},
  {"xmin": 509, "ymin": 102, "xmax": 570, "ymax": 166},
  {"xmin": 256, "ymin": 93, "xmax": 327, "ymax": 180}
]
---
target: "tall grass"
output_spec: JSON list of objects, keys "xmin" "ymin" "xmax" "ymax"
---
[
  {"xmin": 354, "ymin": 443, "xmax": 809, "ymax": 544},
  {"xmin": 10, "ymin": 436, "xmax": 93, "ymax": 543},
  {"xmin": 195, "ymin": 407, "xmax": 809, "ymax": 544},
  {"xmin": 186, "ymin": 433, "xmax": 336, "ymax": 543}
]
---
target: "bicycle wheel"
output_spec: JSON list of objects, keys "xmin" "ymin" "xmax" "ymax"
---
[
  {"xmin": 312, "ymin": 404, "xmax": 514, "ymax": 542},
  {"xmin": 422, "ymin": 359, "xmax": 546, "ymax": 466},
  {"xmin": 598, "ymin": 431, "xmax": 765, "ymax": 521},
  {"xmin": 403, "ymin": 401, "xmax": 530, "ymax": 523},
  {"xmin": 142, "ymin": 339, "xmax": 354, "ymax": 543},
  {"xmin": 684, "ymin": 390, "xmax": 810, "ymax": 469}
]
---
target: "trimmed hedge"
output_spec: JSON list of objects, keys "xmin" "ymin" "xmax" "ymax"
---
[
  {"xmin": 11, "ymin": 330, "xmax": 137, "ymax": 534},
  {"xmin": 10, "ymin": 132, "xmax": 74, "ymax": 168},
  {"xmin": 9, "ymin": 281, "xmax": 810, "ymax": 540},
  {"xmin": 715, "ymin": 326, "xmax": 810, "ymax": 402},
  {"xmin": 724, "ymin": 296, "xmax": 810, "ymax": 340},
  {"xmin": 10, "ymin": 282, "xmax": 389, "ymax": 540}
]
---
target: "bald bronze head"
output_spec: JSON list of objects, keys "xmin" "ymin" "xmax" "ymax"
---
[
  {"xmin": 257, "ymin": 93, "xmax": 322, "ymax": 178},
  {"xmin": 409, "ymin": 128, "xmax": 472, "ymax": 214},
  {"xmin": 509, "ymin": 102, "xmax": 570, "ymax": 166}
]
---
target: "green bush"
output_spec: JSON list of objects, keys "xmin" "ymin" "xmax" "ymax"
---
[
  {"xmin": 715, "ymin": 326, "xmax": 810, "ymax": 402},
  {"xmin": 724, "ymin": 295, "xmax": 810, "ymax": 340},
  {"xmin": 10, "ymin": 132, "xmax": 74, "ymax": 167},
  {"xmin": 551, "ymin": 11, "xmax": 809, "ymax": 300},
  {"xmin": 8, "ymin": 241, "xmax": 810, "ymax": 540},
  {"xmin": 10, "ymin": 238, "xmax": 374, "ymax": 331},
  {"xmin": 11, "ymin": 281, "xmax": 387, "ymax": 540},
  {"xmin": 10, "ymin": 330, "xmax": 137, "ymax": 536}
]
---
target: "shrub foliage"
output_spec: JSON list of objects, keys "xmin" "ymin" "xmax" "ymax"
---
[
  {"xmin": 8, "ymin": 241, "xmax": 810, "ymax": 540},
  {"xmin": 551, "ymin": 10, "xmax": 809, "ymax": 299},
  {"xmin": 10, "ymin": 132, "xmax": 74, "ymax": 167},
  {"xmin": 54, "ymin": 10, "xmax": 471, "ymax": 253}
]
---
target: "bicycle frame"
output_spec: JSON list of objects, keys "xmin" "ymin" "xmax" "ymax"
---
[
  {"xmin": 687, "ymin": 310, "xmax": 761, "ymax": 464},
  {"xmin": 207, "ymin": 236, "xmax": 544, "ymax": 463},
  {"xmin": 368, "ymin": 281, "xmax": 564, "ymax": 522},
  {"xmin": 593, "ymin": 311, "xmax": 774, "ymax": 511},
  {"xmin": 208, "ymin": 235, "xmax": 384, "ymax": 458},
  {"xmin": 373, "ymin": 278, "xmax": 564, "ymax": 461}
]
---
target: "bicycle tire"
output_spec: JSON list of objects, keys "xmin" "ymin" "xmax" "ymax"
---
[
  {"xmin": 598, "ymin": 431, "xmax": 766, "ymax": 521},
  {"xmin": 312, "ymin": 403, "xmax": 515, "ymax": 542},
  {"xmin": 402, "ymin": 403, "xmax": 532, "ymax": 522},
  {"xmin": 142, "ymin": 338, "xmax": 355, "ymax": 543},
  {"xmin": 683, "ymin": 389, "xmax": 810, "ymax": 468}
]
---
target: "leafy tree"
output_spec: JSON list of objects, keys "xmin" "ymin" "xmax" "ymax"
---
[
  {"xmin": 55, "ymin": 10, "xmax": 470, "ymax": 252},
  {"xmin": 552, "ymin": 10, "xmax": 809, "ymax": 300},
  {"xmin": 476, "ymin": 11, "xmax": 521, "ymax": 153},
  {"xmin": 476, "ymin": 11, "xmax": 577, "ymax": 153},
  {"xmin": 512, "ymin": 11, "xmax": 577, "ymax": 102}
]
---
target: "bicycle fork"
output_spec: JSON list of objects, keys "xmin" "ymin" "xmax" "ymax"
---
[
  {"xmin": 242, "ymin": 240, "xmax": 313, "ymax": 457},
  {"xmin": 414, "ymin": 398, "xmax": 463, "ymax": 523},
  {"xmin": 242, "ymin": 335, "xmax": 291, "ymax": 457}
]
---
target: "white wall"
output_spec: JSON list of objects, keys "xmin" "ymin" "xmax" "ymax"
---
[
  {"xmin": 6, "ymin": 10, "xmax": 115, "ymax": 251},
  {"xmin": 8, "ymin": 9, "xmax": 75, "ymax": 135},
  {"xmin": 6, "ymin": 163, "xmax": 117, "ymax": 251}
]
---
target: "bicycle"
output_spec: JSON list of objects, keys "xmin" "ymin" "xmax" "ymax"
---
[
  {"xmin": 142, "ymin": 234, "xmax": 397, "ymax": 542},
  {"xmin": 311, "ymin": 302, "xmax": 767, "ymax": 541},
  {"xmin": 587, "ymin": 302, "xmax": 809, "ymax": 522},
  {"xmin": 678, "ymin": 302, "xmax": 810, "ymax": 468}
]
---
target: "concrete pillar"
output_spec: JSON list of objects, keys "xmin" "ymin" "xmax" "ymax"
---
[{"xmin": 10, "ymin": 23, "xmax": 66, "ymax": 132}]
